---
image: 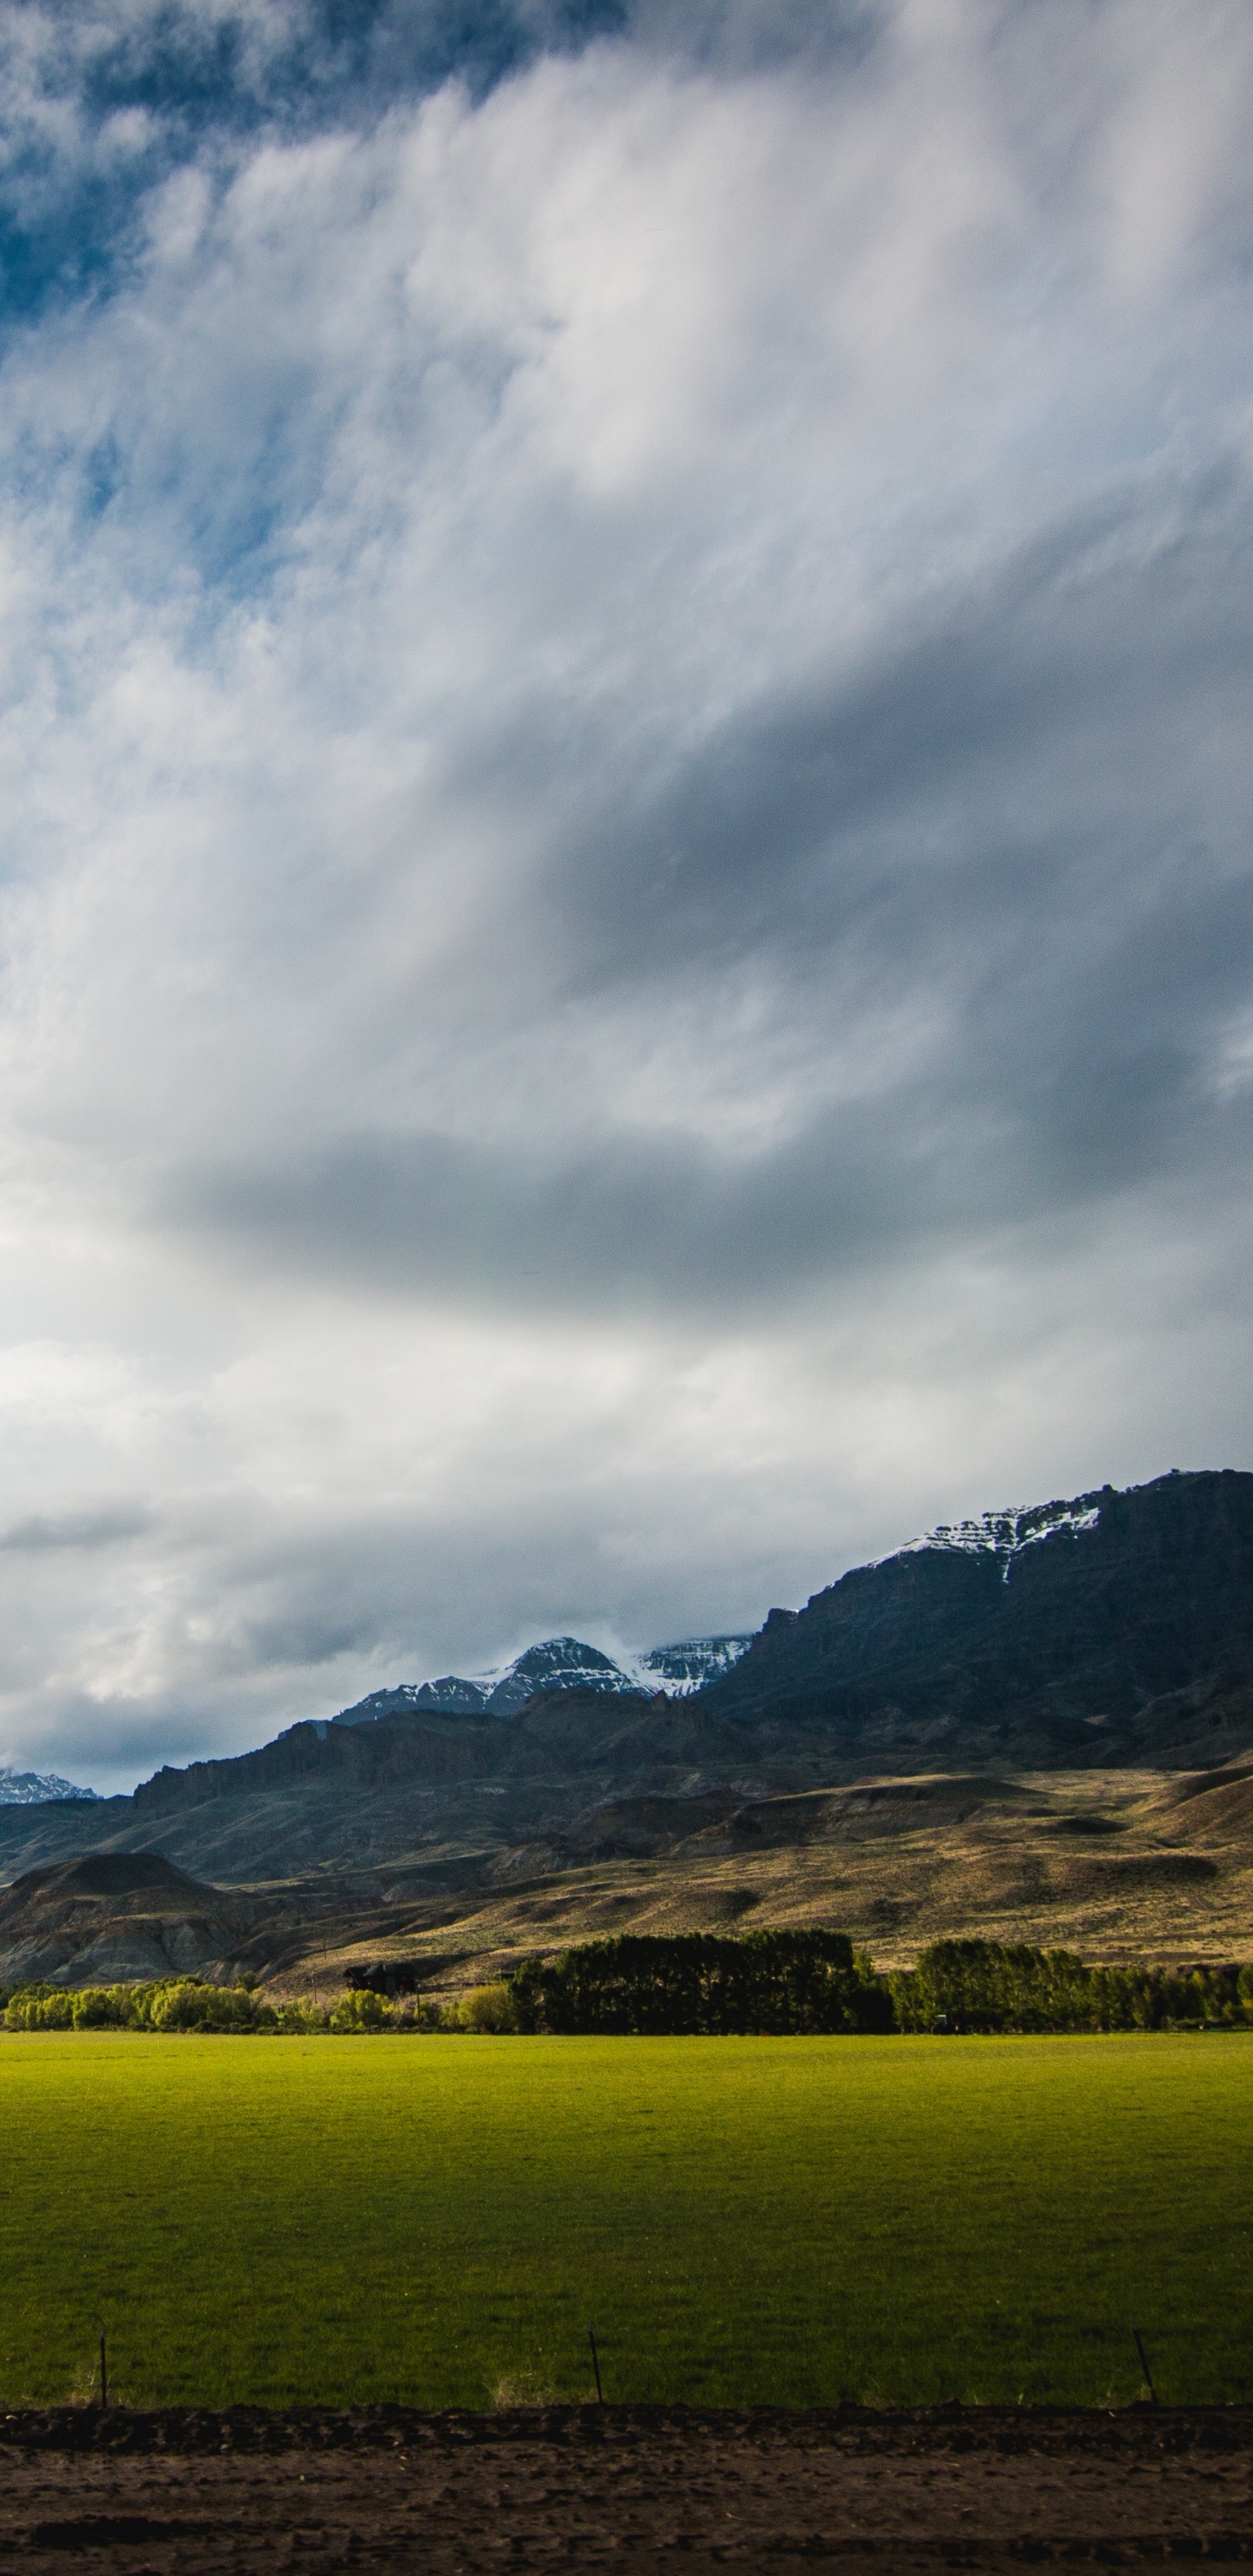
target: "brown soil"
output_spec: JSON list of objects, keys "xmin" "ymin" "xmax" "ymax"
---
[{"xmin": 2, "ymin": 2405, "xmax": 1251, "ymax": 2571}]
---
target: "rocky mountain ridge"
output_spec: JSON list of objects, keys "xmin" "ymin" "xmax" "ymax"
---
[
  {"xmin": 332, "ymin": 1632, "xmax": 754, "ymax": 1724},
  {"xmin": 0, "ymin": 1469, "xmax": 1251, "ymax": 1988},
  {"xmin": 0, "ymin": 1766, "xmax": 98, "ymax": 1806},
  {"xmin": 702, "ymin": 1470, "xmax": 1253, "ymax": 1741},
  {"xmin": 0, "ymin": 1472, "xmax": 1250, "ymax": 1902}
]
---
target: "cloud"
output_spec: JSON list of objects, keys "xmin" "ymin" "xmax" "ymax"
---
[
  {"xmin": 0, "ymin": 1502, "xmax": 154, "ymax": 1552},
  {"xmin": 0, "ymin": 0, "xmax": 1250, "ymax": 1784}
]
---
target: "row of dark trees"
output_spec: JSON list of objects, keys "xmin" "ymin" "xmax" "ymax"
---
[
  {"xmin": 510, "ymin": 1931, "xmax": 895, "ymax": 2035},
  {"xmin": 506, "ymin": 1933, "xmax": 1253, "ymax": 2036}
]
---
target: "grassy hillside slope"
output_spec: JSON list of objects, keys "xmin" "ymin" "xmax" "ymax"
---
[{"xmin": 1, "ymin": 1760, "xmax": 1251, "ymax": 1993}]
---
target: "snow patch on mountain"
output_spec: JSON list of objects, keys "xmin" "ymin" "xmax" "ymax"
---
[
  {"xmin": 890, "ymin": 1493, "xmax": 1105, "ymax": 1578},
  {"xmin": 0, "ymin": 1767, "xmax": 99, "ymax": 1804},
  {"xmin": 625, "ymin": 1637, "xmax": 755, "ymax": 1694},
  {"xmin": 335, "ymin": 1632, "xmax": 756, "ymax": 1722}
]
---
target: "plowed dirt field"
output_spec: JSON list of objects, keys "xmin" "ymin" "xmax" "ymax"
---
[{"xmin": 2, "ymin": 2405, "xmax": 1251, "ymax": 2572}]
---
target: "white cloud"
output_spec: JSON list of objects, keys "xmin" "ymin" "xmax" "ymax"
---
[{"xmin": 0, "ymin": 0, "xmax": 1250, "ymax": 1784}]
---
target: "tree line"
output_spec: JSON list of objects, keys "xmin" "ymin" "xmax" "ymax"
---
[
  {"xmin": 3, "ymin": 1935, "xmax": 1252, "ymax": 2035},
  {"xmin": 2, "ymin": 1979, "xmax": 355, "ymax": 2033},
  {"xmin": 886, "ymin": 1939, "xmax": 1253, "ymax": 2034},
  {"xmin": 506, "ymin": 1932, "xmax": 1253, "ymax": 2035},
  {"xmin": 0, "ymin": 1976, "xmax": 506, "ymax": 2034}
]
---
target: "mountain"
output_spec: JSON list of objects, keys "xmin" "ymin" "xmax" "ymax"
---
[
  {"xmin": 0, "ymin": 1767, "xmax": 99, "ymax": 1805},
  {"xmin": 0, "ymin": 1471, "xmax": 1250, "ymax": 1906},
  {"xmin": 701, "ymin": 1470, "xmax": 1253, "ymax": 1756},
  {"xmin": 329, "ymin": 1633, "xmax": 754, "ymax": 1722}
]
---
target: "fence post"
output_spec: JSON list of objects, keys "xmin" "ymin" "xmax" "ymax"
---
[{"xmin": 1132, "ymin": 2327, "xmax": 1157, "ymax": 2405}]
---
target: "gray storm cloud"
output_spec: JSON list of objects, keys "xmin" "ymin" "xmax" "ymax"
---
[{"xmin": 0, "ymin": 0, "xmax": 1250, "ymax": 1786}]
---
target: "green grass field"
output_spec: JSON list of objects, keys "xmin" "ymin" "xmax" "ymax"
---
[{"xmin": 0, "ymin": 2033, "xmax": 1250, "ymax": 2411}]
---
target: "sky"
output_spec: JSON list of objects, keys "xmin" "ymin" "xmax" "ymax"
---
[{"xmin": 0, "ymin": 0, "xmax": 1250, "ymax": 1791}]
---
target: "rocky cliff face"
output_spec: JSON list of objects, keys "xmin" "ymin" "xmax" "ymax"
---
[
  {"xmin": 702, "ymin": 1470, "xmax": 1253, "ymax": 1746},
  {"xmin": 131, "ymin": 1707, "xmax": 511, "ymax": 1813}
]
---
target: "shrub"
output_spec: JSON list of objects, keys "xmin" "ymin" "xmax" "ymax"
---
[
  {"xmin": 147, "ymin": 1981, "xmax": 276, "ymax": 2033},
  {"xmin": 3, "ymin": 1978, "xmax": 278, "ymax": 2033},
  {"xmin": 72, "ymin": 1986, "xmax": 137, "ymax": 2029},
  {"xmin": 454, "ymin": 1982, "xmax": 518, "ymax": 2034},
  {"xmin": 330, "ymin": 1988, "xmax": 394, "ymax": 2033},
  {"xmin": 5, "ymin": 1989, "xmax": 76, "ymax": 2031}
]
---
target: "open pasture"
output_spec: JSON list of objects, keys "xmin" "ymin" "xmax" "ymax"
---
[{"xmin": 0, "ymin": 2033, "xmax": 1249, "ymax": 2411}]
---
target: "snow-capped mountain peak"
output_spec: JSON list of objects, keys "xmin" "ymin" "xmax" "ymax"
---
[
  {"xmin": 0, "ymin": 1766, "xmax": 99, "ymax": 1805},
  {"xmin": 333, "ymin": 1631, "xmax": 755, "ymax": 1724},
  {"xmin": 477, "ymin": 1639, "xmax": 628, "ymax": 1715}
]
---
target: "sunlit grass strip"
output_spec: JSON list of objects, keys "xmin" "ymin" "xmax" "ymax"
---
[{"xmin": 0, "ymin": 2033, "xmax": 1249, "ymax": 2410}]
